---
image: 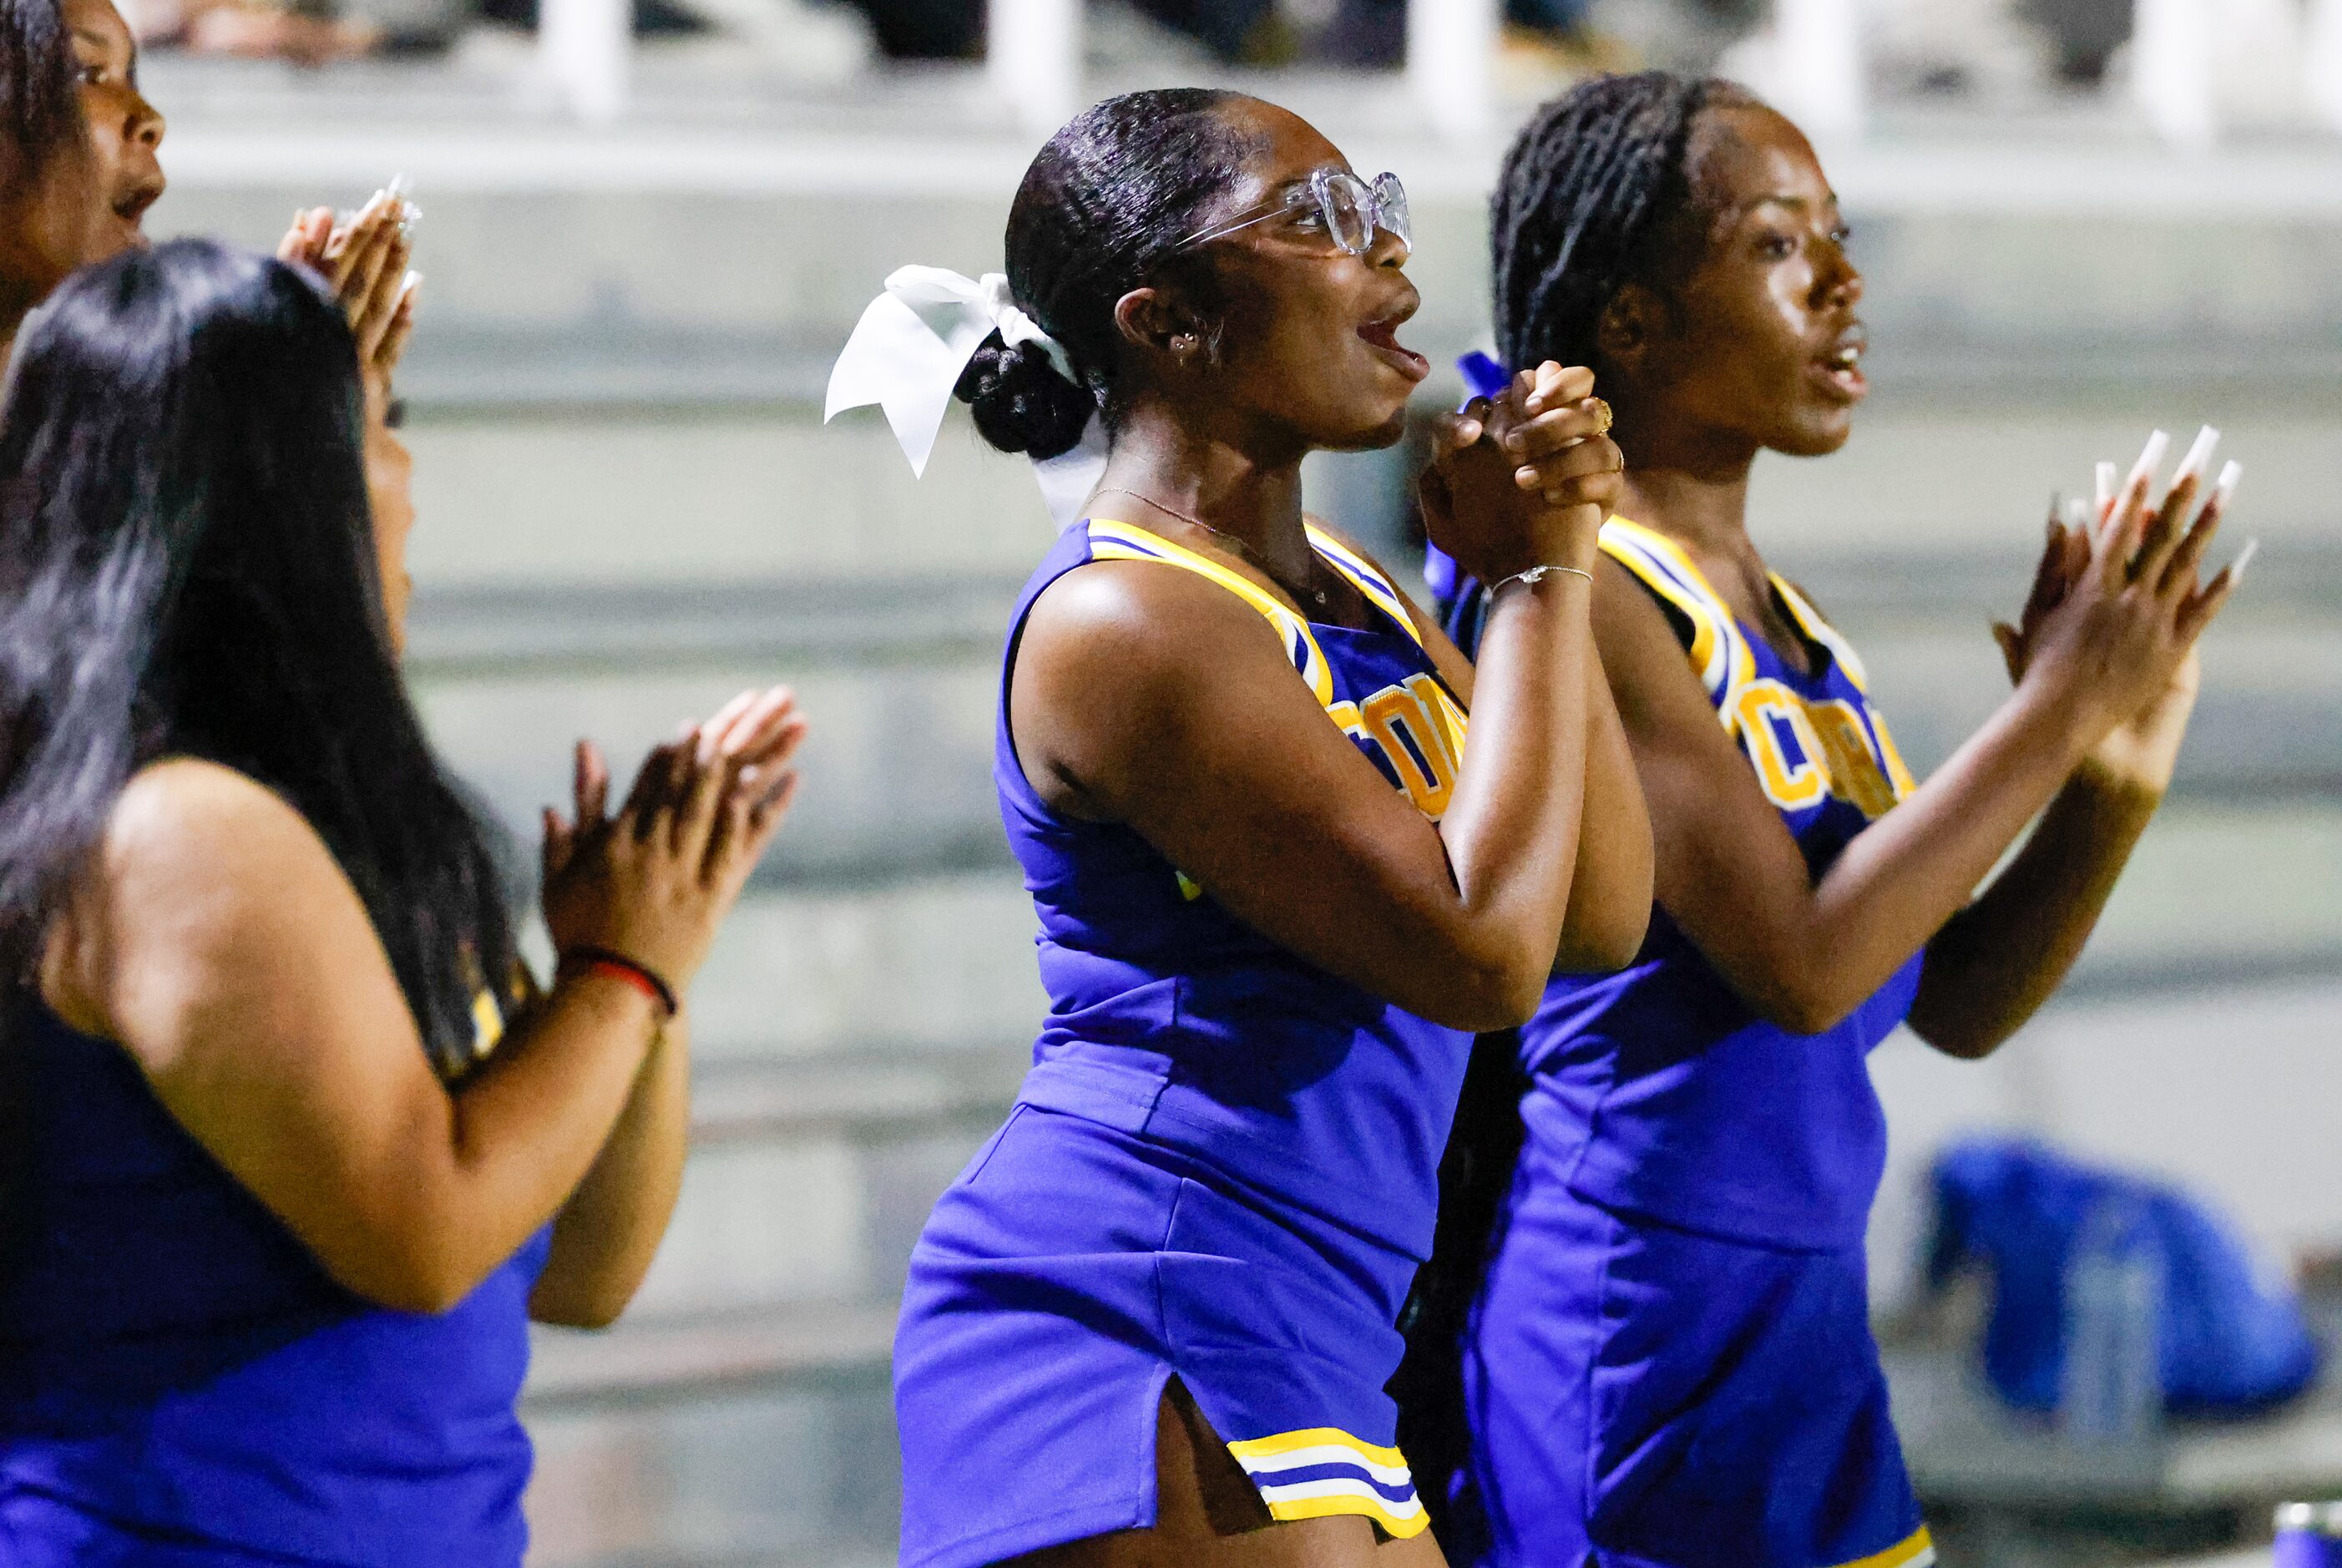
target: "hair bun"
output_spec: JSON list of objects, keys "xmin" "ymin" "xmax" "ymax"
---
[{"xmin": 953, "ymin": 331, "xmax": 1094, "ymax": 461}]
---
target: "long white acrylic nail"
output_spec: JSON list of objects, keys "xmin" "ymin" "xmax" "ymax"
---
[
  {"xmin": 2122, "ymin": 428, "xmax": 2172, "ymax": 498},
  {"xmin": 2094, "ymin": 461, "xmax": 2118, "ymax": 514},
  {"xmin": 2061, "ymin": 495, "xmax": 2089, "ymax": 531},
  {"xmin": 2228, "ymin": 537, "xmax": 2259, "ymax": 584},
  {"xmin": 387, "ymin": 170, "xmax": 411, "ymax": 196},
  {"xmin": 2213, "ymin": 458, "xmax": 2243, "ymax": 510},
  {"xmin": 2173, "ymin": 424, "xmax": 2220, "ymax": 486}
]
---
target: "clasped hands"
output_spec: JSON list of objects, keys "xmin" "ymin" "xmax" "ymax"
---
[{"xmin": 1419, "ymin": 362, "xmax": 1626, "ymax": 588}]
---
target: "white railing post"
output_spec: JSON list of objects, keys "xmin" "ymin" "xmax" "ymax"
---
[
  {"xmin": 1770, "ymin": 0, "xmax": 1864, "ymax": 144},
  {"xmin": 2308, "ymin": 0, "xmax": 2342, "ymax": 131},
  {"xmin": 2129, "ymin": 0, "xmax": 2218, "ymax": 149},
  {"xmin": 990, "ymin": 0, "xmax": 1081, "ymax": 138},
  {"xmin": 1409, "ymin": 0, "xmax": 1497, "ymax": 143},
  {"xmin": 539, "ymin": 0, "xmax": 630, "ymax": 122}
]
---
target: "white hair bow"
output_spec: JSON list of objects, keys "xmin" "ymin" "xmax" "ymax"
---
[
  {"xmin": 824, "ymin": 266, "xmax": 1077, "ymax": 477},
  {"xmin": 826, "ymin": 266, "xmax": 1108, "ymax": 529}
]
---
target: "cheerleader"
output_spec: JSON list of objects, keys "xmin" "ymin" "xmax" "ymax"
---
[
  {"xmin": 0, "ymin": 240, "xmax": 805, "ymax": 1563},
  {"xmin": 1404, "ymin": 72, "xmax": 2243, "ymax": 1568},
  {"xmin": 859, "ymin": 89, "xmax": 1652, "ymax": 1566}
]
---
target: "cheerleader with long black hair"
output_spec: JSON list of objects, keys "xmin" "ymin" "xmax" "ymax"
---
[{"xmin": 0, "ymin": 239, "xmax": 806, "ymax": 1564}]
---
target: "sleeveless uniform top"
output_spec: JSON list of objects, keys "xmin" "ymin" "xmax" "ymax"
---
[
  {"xmin": 999, "ymin": 517, "xmax": 1474, "ymax": 1267},
  {"xmin": 0, "ymin": 987, "xmax": 550, "ymax": 1565},
  {"xmin": 1521, "ymin": 518, "xmax": 1923, "ymax": 1250}
]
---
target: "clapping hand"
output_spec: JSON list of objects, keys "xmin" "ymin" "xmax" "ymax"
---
[
  {"xmin": 279, "ymin": 185, "xmax": 420, "ymax": 421},
  {"xmin": 1993, "ymin": 427, "xmax": 2248, "ymax": 794},
  {"xmin": 540, "ymin": 688, "xmax": 809, "ymax": 997}
]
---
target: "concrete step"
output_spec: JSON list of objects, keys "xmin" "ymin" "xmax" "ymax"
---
[
  {"xmin": 135, "ymin": 97, "xmax": 2342, "ymax": 412},
  {"xmin": 516, "ymin": 790, "xmax": 2342, "ymax": 1080},
  {"xmin": 524, "ymin": 1334, "xmax": 898, "ymax": 1566},
  {"xmin": 625, "ymin": 1045, "xmax": 1021, "ymax": 1318},
  {"xmin": 592, "ymin": 794, "xmax": 2340, "ymax": 1329},
  {"xmin": 389, "ymin": 388, "xmax": 2342, "ymax": 591},
  {"xmin": 413, "ymin": 591, "xmax": 2339, "ymax": 867}
]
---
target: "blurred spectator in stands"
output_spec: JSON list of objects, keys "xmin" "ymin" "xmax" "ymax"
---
[
  {"xmin": 1316, "ymin": 0, "xmax": 1624, "ymax": 69},
  {"xmin": 121, "ymin": 0, "xmax": 714, "ymax": 63},
  {"xmin": 831, "ymin": 0, "xmax": 1287, "ymax": 62},
  {"xmin": 120, "ymin": 0, "xmax": 380, "ymax": 63},
  {"xmin": 2024, "ymin": 0, "xmax": 2130, "ymax": 83},
  {"xmin": 830, "ymin": 0, "xmax": 977, "ymax": 57}
]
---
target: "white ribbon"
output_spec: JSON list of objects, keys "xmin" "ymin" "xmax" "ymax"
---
[
  {"xmin": 823, "ymin": 266, "xmax": 1080, "ymax": 478},
  {"xmin": 1031, "ymin": 411, "xmax": 1110, "ymax": 531}
]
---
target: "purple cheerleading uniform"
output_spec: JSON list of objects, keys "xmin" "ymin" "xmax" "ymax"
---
[
  {"xmin": 894, "ymin": 518, "xmax": 1474, "ymax": 1567},
  {"xmin": 0, "ymin": 991, "xmax": 549, "ymax": 1565},
  {"xmin": 1450, "ymin": 519, "xmax": 1935, "ymax": 1568}
]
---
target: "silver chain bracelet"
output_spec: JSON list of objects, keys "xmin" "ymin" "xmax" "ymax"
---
[{"xmin": 1490, "ymin": 563, "xmax": 1596, "ymax": 596}]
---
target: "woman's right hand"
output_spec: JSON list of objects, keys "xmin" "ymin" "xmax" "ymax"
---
[
  {"xmin": 278, "ymin": 191, "xmax": 417, "ymax": 418},
  {"xmin": 2013, "ymin": 459, "xmax": 2234, "ymax": 746},
  {"xmin": 541, "ymin": 687, "xmax": 807, "ymax": 995},
  {"xmin": 1419, "ymin": 361, "xmax": 1621, "ymax": 584}
]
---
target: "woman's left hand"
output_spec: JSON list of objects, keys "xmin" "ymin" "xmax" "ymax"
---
[
  {"xmin": 541, "ymin": 685, "xmax": 808, "ymax": 946},
  {"xmin": 1991, "ymin": 443, "xmax": 2233, "ymax": 796}
]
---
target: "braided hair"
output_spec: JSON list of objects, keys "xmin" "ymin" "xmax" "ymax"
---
[
  {"xmin": 1490, "ymin": 70, "xmax": 1757, "ymax": 382},
  {"xmin": 1392, "ymin": 72, "xmax": 1755, "ymax": 1543},
  {"xmin": 953, "ymin": 88, "xmax": 1260, "ymax": 461}
]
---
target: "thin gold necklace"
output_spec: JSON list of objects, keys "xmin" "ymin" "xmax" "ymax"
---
[{"xmin": 1092, "ymin": 487, "xmax": 1333, "ymax": 610}]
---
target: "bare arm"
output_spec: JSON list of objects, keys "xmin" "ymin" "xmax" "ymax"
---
[
  {"xmin": 529, "ymin": 1010, "xmax": 690, "ymax": 1327},
  {"xmin": 1909, "ymin": 763, "xmax": 2158, "ymax": 1056},
  {"xmin": 54, "ymin": 723, "xmax": 791, "ymax": 1316},
  {"xmin": 1555, "ymin": 661, "xmax": 1654, "ymax": 969},
  {"xmin": 1017, "ymin": 558, "xmax": 1591, "ymax": 1031},
  {"xmin": 1346, "ymin": 523, "xmax": 1653, "ymax": 975},
  {"xmin": 53, "ymin": 761, "xmax": 665, "ymax": 1314},
  {"xmin": 1601, "ymin": 482, "xmax": 2228, "ymax": 1036},
  {"xmin": 1910, "ymin": 508, "xmax": 2218, "ymax": 1056},
  {"xmin": 527, "ymin": 688, "xmax": 804, "ymax": 1326},
  {"xmin": 1022, "ymin": 370, "xmax": 1621, "ymax": 1030},
  {"xmin": 1421, "ymin": 602, "xmax": 1652, "ymax": 973}
]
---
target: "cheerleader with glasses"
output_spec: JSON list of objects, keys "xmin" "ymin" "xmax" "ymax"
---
[
  {"xmin": 1395, "ymin": 72, "xmax": 2248, "ymax": 1568},
  {"xmin": 830, "ymin": 89, "xmax": 1652, "ymax": 1567}
]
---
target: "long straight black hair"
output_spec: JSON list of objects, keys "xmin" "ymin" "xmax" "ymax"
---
[{"xmin": 0, "ymin": 238, "xmax": 517, "ymax": 1080}]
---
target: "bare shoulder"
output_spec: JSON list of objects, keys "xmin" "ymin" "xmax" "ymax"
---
[
  {"xmin": 1590, "ymin": 553, "xmax": 1719, "ymax": 730},
  {"xmin": 102, "ymin": 758, "xmax": 344, "ymax": 911},
  {"xmin": 1012, "ymin": 554, "xmax": 1330, "ymax": 816},
  {"xmin": 1019, "ymin": 555, "xmax": 1288, "ymax": 689},
  {"xmin": 63, "ymin": 759, "xmax": 377, "ymax": 1069},
  {"xmin": 1590, "ymin": 550, "xmax": 1679, "ymax": 656}
]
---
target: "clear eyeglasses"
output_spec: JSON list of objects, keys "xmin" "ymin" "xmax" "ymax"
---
[{"xmin": 1175, "ymin": 169, "xmax": 1410, "ymax": 258}]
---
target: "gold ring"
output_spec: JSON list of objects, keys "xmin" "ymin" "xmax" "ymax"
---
[{"xmin": 1588, "ymin": 397, "xmax": 1613, "ymax": 437}]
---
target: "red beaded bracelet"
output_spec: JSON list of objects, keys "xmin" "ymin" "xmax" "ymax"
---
[{"xmin": 559, "ymin": 947, "xmax": 678, "ymax": 1019}]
